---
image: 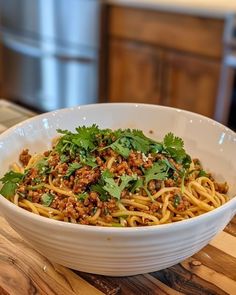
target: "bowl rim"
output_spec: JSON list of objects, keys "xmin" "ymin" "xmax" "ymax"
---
[
  {"xmin": 0, "ymin": 102, "xmax": 235, "ymax": 233},
  {"xmin": 1, "ymin": 102, "xmax": 236, "ymax": 137}
]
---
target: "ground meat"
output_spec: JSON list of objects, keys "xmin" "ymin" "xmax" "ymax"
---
[
  {"xmin": 149, "ymin": 202, "xmax": 160, "ymax": 212},
  {"xmin": 19, "ymin": 149, "xmax": 31, "ymax": 167},
  {"xmin": 44, "ymin": 151, "xmax": 50, "ymax": 157},
  {"xmin": 128, "ymin": 151, "xmax": 144, "ymax": 167},
  {"xmin": 111, "ymin": 161, "xmax": 132, "ymax": 176},
  {"xmin": 72, "ymin": 167, "xmax": 100, "ymax": 193},
  {"xmin": 48, "ymin": 153, "xmax": 60, "ymax": 167},
  {"xmin": 214, "ymin": 182, "xmax": 229, "ymax": 194},
  {"xmin": 176, "ymin": 197, "xmax": 190, "ymax": 211},
  {"xmin": 165, "ymin": 178, "xmax": 175, "ymax": 187},
  {"xmin": 55, "ymin": 162, "xmax": 68, "ymax": 175},
  {"xmin": 148, "ymin": 180, "xmax": 161, "ymax": 194},
  {"xmin": 22, "ymin": 168, "xmax": 39, "ymax": 184}
]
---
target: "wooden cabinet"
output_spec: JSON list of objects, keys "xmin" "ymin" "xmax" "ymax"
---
[
  {"xmin": 108, "ymin": 39, "xmax": 163, "ymax": 104},
  {"xmin": 162, "ymin": 52, "xmax": 221, "ymax": 117},
  {"xmin": 108, "ymin": 39, "xmax": 221, "ymax": 117},
  {"xmin": 104, "ymin": 6, "xmax": 225, "ymax": 118}
]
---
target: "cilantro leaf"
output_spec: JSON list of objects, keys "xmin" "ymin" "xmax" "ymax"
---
[
  {"xmin": 41, "ymin": 193, "xmax": 54, "ymax": 206},
  {"xmin": 144, "ymin": 162, "xmax": 168, "ymax": 184},
  {"xmin": 76, "ymin": 192, "xmax": 88, "ymax": 201},
  {"xmin": 0, "ymin": 171, "xmax": 24, "ymax": 183},
  {"xmin": 79, "ymin": 153, "xmax": 97, "ymax": 168},
  {"xmin": 60, "ymin": 154, "xmax": 69, "ymax": 163},
  {"xmin": 90, "ymin": 183, "xmax": 108, "ymax": 201},
  {"xmin": 103, "ymin": 173, "xmax": 137, "ymax": 200},
  {"xmin": 66, "ymin": 162, "xmax": 82, "ymax": 177},
  {"xmin": 90, "ymin": 169, "xmax": 114, "ymax": 201},
  {"xmin": 102, "ymin": 169, "xmax": 113, "ymax": 179},
  {"xmin": 110, "ymin": 139, "xmax": 130, "ymax": 158},
  {"xmin": 164, "ymin": 133, "xmax": 184, "ymax": 150},
  {"xmin": 119, "ymin": 174, "xmax": 137, "ymax": 192},
  {"xmin": 34, "ymin": 158, "xmax": 51, "ymax": 175},
  {"xmin": 57, "ymin": 129, "xmax": 73, "ymax": 135},
  {"xmin": 198, "ymin": 170, "xmax": 208, "ymax": 177},
  {"xmin": 182, "ymin": 154, "xmax": 191, "ymax": 169},
  {"xmin": 108, "ymin": 129, "xmax": 161, "ymax": 158},
  {"xmin": 73, "ymin": 124, "xmax": 100, "ymax": 151},
  {"xmin": 163, "ymin": 132, "xmax": 191, "ymax": 167},
  {"xmin": 149, "ymin": 142, "xmax": 163, "ymax": 153},
  {"xmin": 103, "ymin": 178, "xmax": 121, "ymax": 200},
  {"xmin": 0, "ymin": 182, "xmax": 18, "ymax": 199},
  {"xmin": 124, "ymin": 130, "xmax": 151, "ymax": 154},
  {"xmin": 0, "ymin": 171, "xmax": 25, "ymax": 199},
  {"xmin": 173, "ymin": 194, "xmax": 181, "ymax": 208},
  {"xmin": 56, "ymin": 124, "xmax": 101, "ymax": 156},
  {"xmin": 131, "ymin": 177, "xmax": 144, "ymax": 193}
]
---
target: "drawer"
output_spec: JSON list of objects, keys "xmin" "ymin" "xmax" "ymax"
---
[{"xmin": 108, "ymin": 6, "xmax": 224, "ymax": 58}]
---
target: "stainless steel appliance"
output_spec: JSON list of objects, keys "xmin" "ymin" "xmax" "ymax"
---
[{"xmin": 0, "ymin": 0, "xmax": 101, "ymax": 111}]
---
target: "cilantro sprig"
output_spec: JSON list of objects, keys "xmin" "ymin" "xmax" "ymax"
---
[
  {"xmin": 91, "ymin": 169, "xmax": 137, "ymax": 201},
  {"xmin": 0, "ymin": 126, "xmax": 192, "ymax": 206},
  {"xmin": 162, "ymin": 133, "xmax": 191, "ymax": 167},
  {"xmin": 144, "ymin": 162, "xmax": 169, "ymax": 184},
  {"xmin": 66, "ymin": 163, "xmax": 82, "ymax": 177},
  {"xmin": 107, "ymin": 129, "xmax": 161, "ymax": 158},
  {"xmin": 0, "ymin": 171, "xmax": 25, "ymax": 199},
  {"xmin": 55, "ymin": 125, "xmax": 190, "ymax": 168},
  {"xmin": 41, "ymin": 193, "xmax": 54, "ymax": 206},
  {"xmin": 103, "ymin": 173, "xmax": 137, "ymax": 200}
]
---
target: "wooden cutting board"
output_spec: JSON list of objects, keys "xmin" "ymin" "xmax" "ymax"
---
[{"xmin": 0, "ymin": 215, "xmax": 236, "ymax": 295}]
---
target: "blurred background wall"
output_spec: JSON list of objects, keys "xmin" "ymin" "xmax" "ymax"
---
[{"xmin": 0, "ymin": 0, "xmax": 235, "ymax": 129}]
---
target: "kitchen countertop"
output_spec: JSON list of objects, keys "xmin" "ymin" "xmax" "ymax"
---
[
  {"xmin": 0, "ymin": 100, "xmax": 236, "ymax": 294},
  {"xmin": 106, "ymin": 0, "xmax": 236, "ymax": 18}
]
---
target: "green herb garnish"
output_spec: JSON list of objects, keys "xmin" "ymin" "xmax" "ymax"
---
[
  {"xmin": 0, "ymin": 171, "xmax": 25, "ymax": 199},
  {"xmin": 76, "ymin": 192, "xmax": 88, "ymax": 201},
  {"xmin": 173, "ymin": 194, "xmax": 181, "ymax": 208},
  {"xmin": 198, "ymin": 170, "xmax": 208, "ymax": 177},
  {"xmin": 163, "ymin": 133, "xmax": 191, "ymax": 167},
  {"xmin": 101, "ymin": 171, "xmax": 137, "ymax": 200},
  {"xmin": 41, "ymin": 193, "xmax": 54, "ymax": 206},
  {"xmin": 66, "ymin": 162, "xmax": 82, "ymax": 177},
  {"xmin": 144, "ymin": 162, "xmax": 169, "ymax": 185}
]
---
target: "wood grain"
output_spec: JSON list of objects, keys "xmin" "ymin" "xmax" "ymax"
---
[
  {"xmin": 108, "ymin": 38, "xmax": 163, "ymax": 104},
  {"xmin": 224, "ymin": 216, "xmax": 236, "ymax": 237},
  {"xmin": 193, "ymin": 245, "xmax": 236, "ymax": 281},
  {"xmin": 181, "ymin": 258, "xmax": 236, "ymax": 295},
  {"xmin": 108, "ymin": 6, "xmax": 224, "ymax": 59},
  {"xmin": 0, "ymin": 217, "xmax": 103, "ymax": 295},
  {"xmin": 107, "ymin": 38, "xmax": 220, "ymax": 117},
  {"xmin": 151, "ymin": 264, "xmax": 228, "ymax": 295},
  {"xmin": 209, "ymin": 231, "xmax": 236, "ymax": 258},
  {"xmin": 162, "ymin": 51, "xmax": 221, "ymax": 117}
]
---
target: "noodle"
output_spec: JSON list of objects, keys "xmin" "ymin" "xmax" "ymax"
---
[{"xmin": 0, "ymin": 125, "xmax": 230, "ymax": 227}]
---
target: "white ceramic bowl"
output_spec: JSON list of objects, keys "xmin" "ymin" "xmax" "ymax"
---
[{"xmin": 0, "ymin": 103, "xmax": 235, "ymax": 276}]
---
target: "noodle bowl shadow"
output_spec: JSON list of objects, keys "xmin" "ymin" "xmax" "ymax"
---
[{"xmin": 0, "ymin": 103, "xmax": 235, "ymax": 276}]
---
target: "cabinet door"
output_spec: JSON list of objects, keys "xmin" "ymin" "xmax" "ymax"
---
[
  {"xmin": 108, "ymin": 39, "xmax": 163, "ymax": 104},
  {"xmin": 162, "ymin": 52, "xmax": 221, "ymax": 117}
]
